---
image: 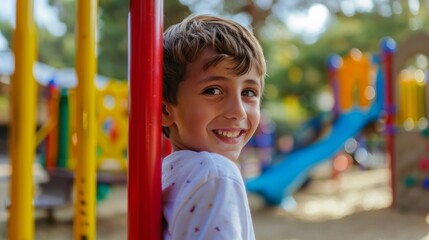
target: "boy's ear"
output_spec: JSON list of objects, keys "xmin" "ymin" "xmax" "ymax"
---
[{"xmin": 162, "ymin": 102, "xmax": 174, "ymax": 127}]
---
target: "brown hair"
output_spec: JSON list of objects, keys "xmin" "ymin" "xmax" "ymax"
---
[{"xmin": 162, "ymin": 14, "xmax": 266, "ymax": 136}]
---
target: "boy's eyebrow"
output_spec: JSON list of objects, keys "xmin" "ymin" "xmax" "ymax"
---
[
  {"xmin": 197, "ymin": 75, "xmax": 228, "ymax": 84},
  {"xmin": 244, "ymin": 78, "xmax": 262, "ymax": 88},
  {"xmin": 197, "ymin": 75, "xmax": 262, "ymax": 87}
]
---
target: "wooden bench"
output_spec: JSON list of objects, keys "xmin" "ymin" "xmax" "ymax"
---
[{"xmin": 34, "ymin": 169, "xmax": 74, "ymax": 221}]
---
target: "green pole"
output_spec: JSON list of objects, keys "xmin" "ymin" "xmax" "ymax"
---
[{"xmin": 57, "ymin": 88, "xmax": 69, "ymax": 168}]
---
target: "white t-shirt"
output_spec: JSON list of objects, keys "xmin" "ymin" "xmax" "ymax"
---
[{"xmin": 162, "ymin": 150, "xmax": 255, "ymax": 240}]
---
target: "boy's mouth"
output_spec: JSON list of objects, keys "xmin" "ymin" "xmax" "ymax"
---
[{"xmin": 213, "ymin": 129, "xmax": 244, "ymax": 138}]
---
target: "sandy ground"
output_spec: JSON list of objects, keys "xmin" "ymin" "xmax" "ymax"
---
[{"xmin": 0, "ymin": 164, "xmax": 428, "ymax": 240}]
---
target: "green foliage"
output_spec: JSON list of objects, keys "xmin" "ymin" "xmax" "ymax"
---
[
  {"xmin": 261, "ymin": 9, "xmax": 429, "ymax": 117},
  {"xmin": 45, "ymin": 0, "xmax": 190, "ymax": 80},
  {"xmin": 39, "ymin": 0, "xmax": 76, "ymax": 68},
  {"xmin": 0, "ymin": 22, "xmax": 13, "ymax": 47},
  {"xmin": 97, "ymin": 0, "xmax": 129, "ymax": 79},
  {"xmin": 164, "ymin": 1, "xmax": 191, "ymax": 29},
  {"xmin": 2, "ymin": 0, "xmax": 428, "ymax": 107},
  {"xmin": 38, "ymin": 26, "xmax": 75, "ymax": 68},
  {"xmin": 95, "ymin": 0, "xmax": 191, "ymax": 79},
  {"xmin": 1, "ymin": 0, "xmax": 190, "ymax": 80}
]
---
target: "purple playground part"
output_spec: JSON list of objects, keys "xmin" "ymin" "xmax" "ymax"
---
[{"xmin": 422, "ymin": 177, "xmax": 429, "ymax": 190}]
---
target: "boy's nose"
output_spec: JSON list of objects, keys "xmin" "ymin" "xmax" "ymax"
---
[{"xmin": 224, "ymin": 95, "xmax": 246, "ymax": 120}]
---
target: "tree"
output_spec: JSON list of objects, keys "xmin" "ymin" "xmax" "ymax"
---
[
  {"xmin": 97, "ymin": 0, "xmax": 129, "ymax": 79},
  {"xmin": 0, "ymin": 0, "xmax": 191, "ymax": 80},
  {"xmin": 3, "ymin": 0, "xmax": 428, "ymax": 96}
]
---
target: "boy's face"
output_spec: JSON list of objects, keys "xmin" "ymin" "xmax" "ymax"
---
[{"xmin": 162, "ymin": 48, "xmax": 262, "ymax": 161}]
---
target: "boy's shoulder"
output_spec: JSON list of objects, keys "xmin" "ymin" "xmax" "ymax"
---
[{"xmin": 162, "ymin": 150, "xmax": 242, "ymax": 188}]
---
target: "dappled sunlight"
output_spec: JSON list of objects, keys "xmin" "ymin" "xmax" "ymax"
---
[
  {"xmin": 291, "ymin": 187, "xmax": 391, "ymax": 221},
  {"xmin": 251, "ymin": 167, "xmax": 429, "ymax": 239},
  {"xmin": 421, "ymin": 214, "xmax": 429, "ymax": 240},
  {"xmin": 422, "ymin": 214, "xmax": 429, "ymax": 240},
  {"xmin": 273, "ymin": 168, "xmax": 392, "ymax": 222}
]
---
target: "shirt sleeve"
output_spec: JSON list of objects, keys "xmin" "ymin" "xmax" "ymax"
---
[{"xmin": 167, "ymin": 176, "xmax": 254, "ymax": 240}]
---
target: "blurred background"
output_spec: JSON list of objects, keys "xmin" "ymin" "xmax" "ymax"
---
[
  {"xmin": 1, "ymin": 1, "xmax": 429, "ymax": 239},
  {"xmin": 1, "ymin": 0, "xmax": 428, "ymax": 142}
]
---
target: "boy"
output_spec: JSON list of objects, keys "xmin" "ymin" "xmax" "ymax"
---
[{"xmin": 162, "ymin": 14, "xmax": 266, "ymax": 239}]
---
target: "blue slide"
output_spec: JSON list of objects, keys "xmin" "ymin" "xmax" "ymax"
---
[{"xmin": 246, "ymin": 69, "xmax": 384, "ymax": 206}]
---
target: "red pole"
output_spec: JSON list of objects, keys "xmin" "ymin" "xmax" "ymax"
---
[
  {"xmin": 128, "ymin": 0, "xmax": 163, "ymax": 239},
  {"xmin": 380, "ymin": 37, "xmax": 396, "ymax": 208}
]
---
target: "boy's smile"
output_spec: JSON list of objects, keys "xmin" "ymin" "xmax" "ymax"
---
[{"xmin": 162, "ymin": 48, "xmax": 262, "ymax": 161}]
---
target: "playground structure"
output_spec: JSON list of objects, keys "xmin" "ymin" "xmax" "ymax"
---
[
  {"xmin": 15, "ymin": 79, "xmax": 129, "ymax": 223},
  {"xmin": 40, "ymin": 80, "xmax": 129, "ymax": 172},
  {"xmin": 246, "ymin": 33, "xmax": 429, "ymax": 211},
  {"xmin": 392, "ymin": 32, "xmax": 429, "ymax": 212},
  {"xmin": 246, "ymin": 42, "xmax": 386, "ymax": 206},
  {"xmin": 8, "ymin": 1, "xmax": 99, "ymax": 238},
  {"xmin": 7, "ymin": 0, "xmax": 162, "ymax": 240}
]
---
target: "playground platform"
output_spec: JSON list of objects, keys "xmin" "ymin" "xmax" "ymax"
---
[
  {"xmin": 0, "ymin": 154, "xmax": 47, "ymax": 182},
  {"xmin": 0, "ymin": 154, "xmax": 127, "ymax": 223}
]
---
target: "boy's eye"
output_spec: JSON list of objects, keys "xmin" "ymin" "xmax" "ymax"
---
[
  {"xmin": 203, "ymin": 87, "xmax": 222, "ymax": 95},
  {"xmin": 242, "ymin": 89, "xmax": 257, "ymax": 97}
]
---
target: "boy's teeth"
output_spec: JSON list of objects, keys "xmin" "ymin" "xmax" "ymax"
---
[{"xmin": 216, "ymin": 130, "xmax": 240, "ymax": 138}]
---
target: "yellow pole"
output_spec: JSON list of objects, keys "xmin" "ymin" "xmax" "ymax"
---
[
  {"xmin": 403, "ymin": 76, "xmax": 412, "ymax": 124},
  {"xmin": 398, "ymin": 75, "xmax": 405, "ymax": 124},
  {"xmin": 409, "ymin": 79, "xmax": 418, "ymax": 123},
  {"xmin": 74, "ymin": 0, "xmax": 98, "ymax": 239},
  {"xmin": 8, "ymin": 0, "xmax": 37, "ymax": 239},
  {"xmin": 416, "ymin": 74, "xmax": 425, "ymax": 122}
]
